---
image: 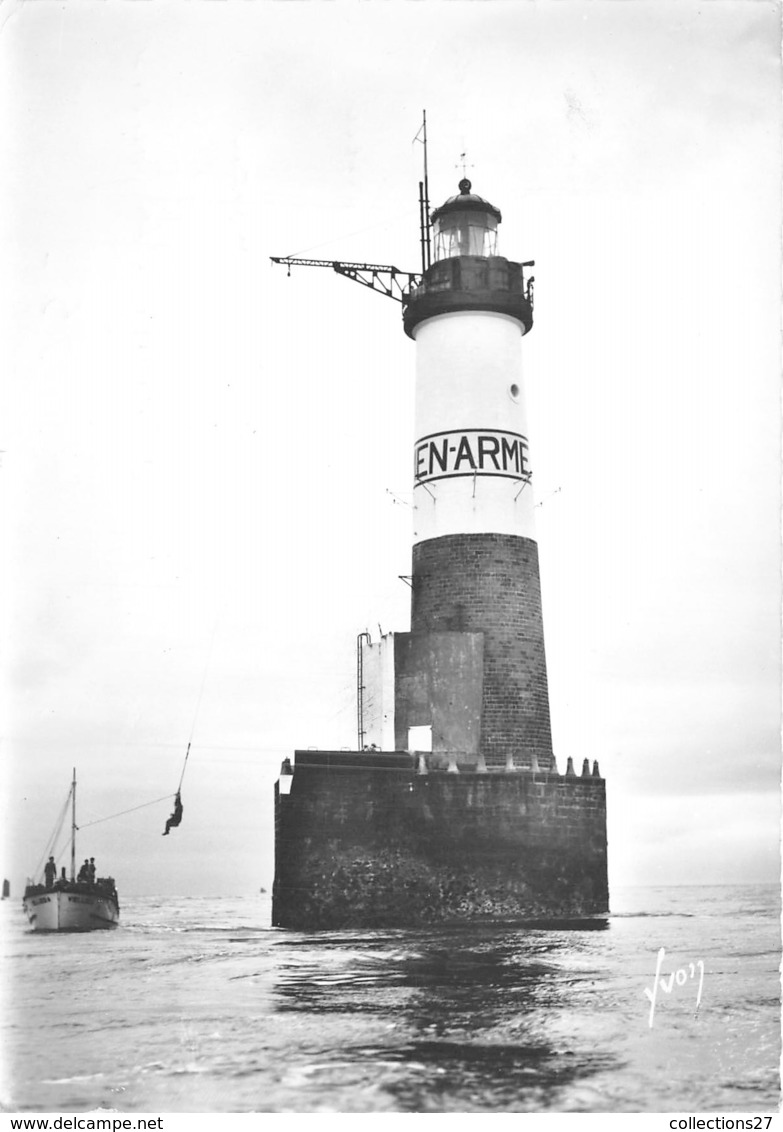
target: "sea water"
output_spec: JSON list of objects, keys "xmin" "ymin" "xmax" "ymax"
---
[{"xmin": 1, "ymin": 885, "xmax": 779, "ymax": 1113}]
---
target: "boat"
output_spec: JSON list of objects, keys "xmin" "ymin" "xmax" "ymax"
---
[{"xmin": 23, "ymin": 769, "xmax": 120, "ymax": 932}]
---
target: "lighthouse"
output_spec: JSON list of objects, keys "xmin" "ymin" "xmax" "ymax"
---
[
  {"xmin": 272, "ymin": 161, "xmax": 608, "ymax": 929},
  {"xmin": 403, "ymin": 180, "xmax": 552, "ymax": 773}
]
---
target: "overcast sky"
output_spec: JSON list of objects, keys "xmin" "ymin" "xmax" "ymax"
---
[{"xmin": 1, "ymin": 0, "xmax": 780, "ymax": 898}]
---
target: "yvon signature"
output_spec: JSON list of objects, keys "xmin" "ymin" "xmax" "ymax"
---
[{"xmin": 644, "ymin": 947, "xmax": 704, "ymax": 1027}]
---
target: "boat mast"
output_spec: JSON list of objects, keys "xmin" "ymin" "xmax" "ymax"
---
[{"xmin": 71, "ymin": 767, "xmax": 76, "ymax": 882}]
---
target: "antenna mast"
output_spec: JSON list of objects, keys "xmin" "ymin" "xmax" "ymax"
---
[
  {"xmin": 272, "ymin": 113, "xmax": 430, "ymax": 309},
  {"xmin": 70, "ymin": 767, "xmax": 76, "ymax": 882},
  {"xmin": 417, "ymin": 110, "xmax": 432, "ymax": 275}
]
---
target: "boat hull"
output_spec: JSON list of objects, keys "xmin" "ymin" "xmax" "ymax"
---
[{"xmin": 23, "ymin": 887, "xmax": 119, "ymax": 932}]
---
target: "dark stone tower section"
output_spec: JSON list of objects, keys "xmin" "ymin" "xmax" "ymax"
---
[{"xmin": 411, "ymin": 533, "xmax": 555, "ymax": 770}]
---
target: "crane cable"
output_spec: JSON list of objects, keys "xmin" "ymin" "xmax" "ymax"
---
[
  {"xmin": 177, "ymin": 743, "xmax": 191, "ymax": 793},
  {"xmin": 175, "ymin": 613, "xmax": 220, "ymax": 794},
  {"xmin": 76, "ymin": 619, "xmax": 218, "ymax": 835}
]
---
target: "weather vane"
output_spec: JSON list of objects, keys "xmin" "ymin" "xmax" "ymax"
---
[{"xmin": 456, "ymin": 152, "xmax": 474, "ymax": 179}]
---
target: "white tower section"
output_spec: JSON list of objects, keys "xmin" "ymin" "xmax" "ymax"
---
[{"xmin": 412, "ymin": 310, "xmax": 534, "ymax": 544}]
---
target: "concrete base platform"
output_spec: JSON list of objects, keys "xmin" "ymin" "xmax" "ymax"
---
[{"xmin": 273, "ymin": 751, "xmax": 608, "ymax": 930}]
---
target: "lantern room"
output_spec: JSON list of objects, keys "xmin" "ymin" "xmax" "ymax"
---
[
  {"xmin": 430, "ymin": 178, "xmax": 502, "ymax": 261},
  {"xmin": 403, "ymin": 178, "xmax": 532, "ymax": 339}
]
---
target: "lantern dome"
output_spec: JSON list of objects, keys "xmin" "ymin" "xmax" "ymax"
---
[{"xmin": 430, "ymin": 179, "xmax": 502, "ymax": 261}]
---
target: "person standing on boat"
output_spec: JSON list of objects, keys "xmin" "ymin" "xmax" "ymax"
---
[
  {"xmin": 77, "ymin": 859, "xmax": 90, "ymax": 882},
  {"xmin": 44, "ymin": 857, "xmax": 57, "ymax": 889},
  {"xmin": 87, "ymin": 858, "xmax": 96, "ymax": 884}
]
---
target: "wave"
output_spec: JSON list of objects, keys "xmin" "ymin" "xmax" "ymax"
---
[
  {"xmin": 42, "ymin": 1074, "xmax": 105, "ymax": 1085},
  {"xmin": 610, "ymin": 912, "xmax": 695, "ymax": 919}
]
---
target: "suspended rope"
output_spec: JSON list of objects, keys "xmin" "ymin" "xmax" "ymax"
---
[
  {"xmin": 79, "ymin": 794, "xmax": 176, "ymax": 830},
  {"xmin": 162, "ymin": 616, "xmax": 219, "ymax": 837},
  {"xmin": 32, "ymin": 783, "xmax": 73, "ymax": 880},
  {"xmin": 177, "ymin": 742, "xmax": 191, "ymax": 792},
  {"xmin": 188, "ymin": 617, "xmax": 219, "ymax": 745},
  {"xmin": 52, "ymin": 829, "xmax": 73, "ymax": 873},
  {"xmin": 286, "ymin": 208, "xmax": 412, "ymax": 261}
]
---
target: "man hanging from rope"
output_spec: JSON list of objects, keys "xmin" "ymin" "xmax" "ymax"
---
[
  {"xmin": 162, "ymin": 741, "xmax": 190, "ymax": 836},
  {"xmin": 159, "ymin": 624, "xmax": 213, "ymax": 840},
  {"xmin": 162, "ymin": 791, "xmax": 183, "ymax": 836}
]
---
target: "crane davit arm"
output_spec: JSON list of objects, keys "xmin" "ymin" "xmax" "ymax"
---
[{"xmin": 270, "ymin": 256, "xmax": 422, "ymax": 305}]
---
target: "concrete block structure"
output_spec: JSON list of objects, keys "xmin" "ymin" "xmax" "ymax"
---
[{"xmin": 273, "ymin": 175, "xmax": 608, "ymax": 927}]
